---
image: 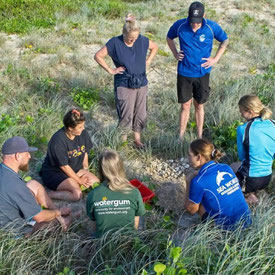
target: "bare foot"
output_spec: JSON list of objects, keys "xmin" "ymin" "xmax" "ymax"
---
[
  {"xmin": 57, "ymin": 216, "xmax": 71, "ymax": 232},
  {"xmin": 72, "ymin": 210, "xmax": 82, "ymax": 219},
  {"xmin": 134, "ymin": 140, "xmax": 144, "ymax": 148},
  {"xmin": 60, "ymin": 206, "xmax": 71, "ymax": 216},
  {"xmin": 246, "ymin": 193, "xmax": 259, "ymax": 206}
]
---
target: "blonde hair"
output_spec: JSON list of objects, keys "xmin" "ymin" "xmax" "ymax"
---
[
  {"xmin": 122, "ymin": 13, "xmax": 140, "ymax": 36},
  {"xmin": 190, "ymin": 139, "xmax": 223, "ymax": 162},
  {"xmin": 99, "ymin": 149, "xmax": 134, "ymax": 193},
  {"xmin": 238, "ymin": 94, "xmax": 273, "ymax": 120}
]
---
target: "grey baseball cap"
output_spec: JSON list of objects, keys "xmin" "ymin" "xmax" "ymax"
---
[{"xmin": 2, "ymin": 136, "xmax": 38, "ymax": 155}]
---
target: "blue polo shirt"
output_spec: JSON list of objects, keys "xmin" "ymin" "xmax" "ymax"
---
[
  {"xmin": 0, "ymin": 164, "xmax": 41, "ymax": 229},
  {"xmin": 167, "ymin": 18, "xmax": 228, "ymax": 77},
  {"xmin": 189, "ymin": 161, "xmax": 251, "ymax": 230},
  {"xmin": 237, "ymin": 118, "xmax": 275, "ymax": 177}
]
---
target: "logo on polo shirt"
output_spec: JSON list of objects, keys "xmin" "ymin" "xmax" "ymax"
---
[
  {"xmin": 199, "ymin": 34, "xmax": 205, "ymax": 42},
  {"xmin": 216, "ymin": 171, "xmax": 233, "ymax": 186}
]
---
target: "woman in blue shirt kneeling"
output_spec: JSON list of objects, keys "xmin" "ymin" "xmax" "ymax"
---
[
  {"xmin": 186, "ymin": 139, "xmax": 251, "ymax": 230},
  {"xmin": 236, "ymin": 94, "xmax": 275, "ymax": 204}
]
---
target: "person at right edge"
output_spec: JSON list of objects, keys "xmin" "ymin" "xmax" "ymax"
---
[
  {"xmin": 236, "ymin": 94, "xmax": 275, "ymax": 205},
  {"xmin": 166, "ymin": 2, "xmax": 229, "ymax": 139}
]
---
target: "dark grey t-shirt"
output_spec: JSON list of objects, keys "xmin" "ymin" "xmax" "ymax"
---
[{"xmin": 0, "ymin": 164, "xmax": 41, "ymax": 229}]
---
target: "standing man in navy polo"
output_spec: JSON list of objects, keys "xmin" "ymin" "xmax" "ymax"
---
[{"xmin": 167, "ymin": 2, "xmax": 228, "ymax": 139}]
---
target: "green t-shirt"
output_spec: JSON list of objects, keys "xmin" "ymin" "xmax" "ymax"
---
[{"xmin": 86, "ymin": 181, "xmax": 145, "ymax": 237}]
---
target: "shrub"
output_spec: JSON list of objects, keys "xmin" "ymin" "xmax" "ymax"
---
[{"xmin": 72, "ymin": 87, "xmax": 100, "ymax": 110}]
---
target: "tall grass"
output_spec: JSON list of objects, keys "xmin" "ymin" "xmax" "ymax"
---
[
  {"xmin": 0, "ymin": 197, "xmax": 274, "ymax": 274},
  {"xmin": 0, "ymin": 0, "xmax": 274, "ymax": 273}
]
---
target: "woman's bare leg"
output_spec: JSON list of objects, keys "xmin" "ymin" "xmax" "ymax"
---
[{"xmin": 48, "ymin": 178, "xmax": 82, "ymax": 201}]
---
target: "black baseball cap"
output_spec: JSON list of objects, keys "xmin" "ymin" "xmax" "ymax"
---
[
  {"xmin": 2, "ymin": 136, "xmax": 37, "ymax": 155},
  {"xmin": 188, "ymin": 2, "xmax": 205, "ymax": 23}
]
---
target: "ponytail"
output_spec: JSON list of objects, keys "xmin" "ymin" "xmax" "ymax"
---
[
  {"xmin": 190, "ymin": 139, "xmax": 224, "ymax": 162},
  {"xmin": 260, "ymin": 107, "xmax": 273, "ymax": 120},
  {"xmin": 122, "ymin": 13, "xmax": 140, "ymax": 36},
  {"xmin": 238, "ymin": 94, "xmax": 273, "ymax": 120}
]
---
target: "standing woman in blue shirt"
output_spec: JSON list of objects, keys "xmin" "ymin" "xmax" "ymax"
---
[
  {"xmin": 94, "ymin": 13, "xmax": 158, "ymax": 148},
  {"xmin": 236, "ymin": 94, "xmax": 275, "ymax": 204},
  {"xmin": 186, "ymin": 139, "xmax": 251, "ymax": 230},
  {"xmin": 167, "ymin": 2, "xmax": 229, "ymax": 139}
]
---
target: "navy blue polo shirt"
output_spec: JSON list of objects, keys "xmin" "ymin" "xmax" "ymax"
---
[
  {"xmin": 189, "ymin": 161, "xmax": 251, "ymax": 230},
  {"xmin": 237, "ymin": 118, "xmax": 275, "ymax": 177},
  {"xmin": 106, "ymin": 34, "xmax": 149, "ymax": 87},
  {"xmin": 0, "ymin": 164, "xmax": 41, "ymax": 229},
  {"xmin": 167, "ymin": 18, "xmax": 228, "ymax": 77}
]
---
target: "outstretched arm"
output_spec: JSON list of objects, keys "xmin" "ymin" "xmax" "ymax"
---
[
  {"xmin": 201, "ymin": 39, "xmax": 229, "ymax": 69},
  {"xmin": 83, "ymin": 152, "xmax": 89, "ymax": 171},
  {"xmin": 94, "ymin": 46, "xmax": 125, "ymax": 75},
  {"xmin": 166, "ymin": 37, "xmax": 184, "ymax": 61},
  {"xmin": 186, "ymin": 201, "xmax": 200, "ymax": 214},
  {"xmin": 146, "ymin": 40, "xmax": 158, "ymax": 67},
  {"xmin": 33, "ymin": 209, "xmax": 61, "ymax": 223},
  {"xmin": 134, "ymin": 216, "xmax": 140, "ymax": 229}
]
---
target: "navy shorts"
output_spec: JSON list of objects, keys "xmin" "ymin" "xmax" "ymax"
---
[
  {"xmin": 236, "ymin": 172, "xmax": 271, "ymax": 194},
  {"xmin": 177, "ymin": 74, "xmax": 210, "ymax": 104},
  {"xmin": 40, "ymin": 170, "xmax": 69, "ymax": 191}
]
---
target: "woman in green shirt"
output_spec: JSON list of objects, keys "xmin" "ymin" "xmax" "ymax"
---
[{"xmin": 86, "ymin": 149, "xmax": 145, "ymax": 237}]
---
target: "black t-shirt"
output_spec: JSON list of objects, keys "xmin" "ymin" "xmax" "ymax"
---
[
  {"xmin": 40, "ymin": 128, "xmax": 93, "ymax": 173},
  {"xmin": 106, "ymin": 34, "xmax": 149, "ymax": 87}
]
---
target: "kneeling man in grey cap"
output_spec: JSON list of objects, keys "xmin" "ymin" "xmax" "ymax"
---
[{"xmin": 0, "ymin": 136, "xmax": 71, "ymax": 234}]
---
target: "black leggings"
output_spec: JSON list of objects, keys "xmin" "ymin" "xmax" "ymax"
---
[{"xmin": 236, "ymin": 172, "xmax": 271, "ymax": 193}]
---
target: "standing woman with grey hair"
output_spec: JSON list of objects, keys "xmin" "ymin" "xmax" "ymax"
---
[
  {"xmin": 94, "ymin": 13, "xmax": 158, "ymax": 148},
  {"xmin": 236, "ymin": 94, "xmax": 275, "ymax": 204}
]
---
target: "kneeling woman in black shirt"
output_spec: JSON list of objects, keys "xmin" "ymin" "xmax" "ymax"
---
[{"xmin": 40, "ymin": 109, "xmax": 99, "ymax": 201}]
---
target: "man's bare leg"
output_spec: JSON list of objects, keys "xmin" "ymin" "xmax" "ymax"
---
[
  {"xmin": 27, "ymin": 180, "xmax": 65, "ymax": 210},
  {"xmin": 193, "ymin": 99, "xmax": 204, "ymax": 139},
  {"xmin": 179, "ymin": 99, "xmax": 192, "ymax": 139},
  {"xmin": 26, "ymin": 180, "xmax": 71, "ymax": 231}
]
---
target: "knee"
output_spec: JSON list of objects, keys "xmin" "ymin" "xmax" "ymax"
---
[
  {"xmin": 181, "ymin": 101, "xmax": 192, "ymax": 111},
  {"xmin": 72, "ymin": 189, "xmax": 83, "ymax": 201},
  {"xmin": 27, "ymin": 180, "xmax": 44, "ymax": 194},
  {"xmin": 90, "ymin": 174, "xmax": 100, "ymax": 184},
  {"xmin": 193, "ymin": 101, "xmax": 204, "ymax": 110}
]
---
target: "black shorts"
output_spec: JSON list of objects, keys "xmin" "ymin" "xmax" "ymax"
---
[
  {"xmin": 177, "ymin": 74, "xmax": 210, "ymax": 104},
  {"xmin": 40, "ymin": 170, "xmax": 69, "ymax": 191},
  {"xmin": 236, "ymin": 172, "xmax": 271, "ymax": 194}
]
